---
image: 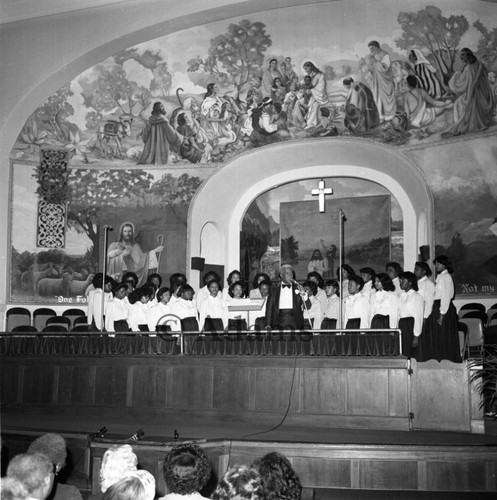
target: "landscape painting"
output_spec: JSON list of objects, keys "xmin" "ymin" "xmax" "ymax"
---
[{"xmin": 10, "ymin": 163, "xmax": 213, "ymax": 304}]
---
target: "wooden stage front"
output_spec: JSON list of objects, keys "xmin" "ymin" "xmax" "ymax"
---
[{"xmin": 1, "ymin": 333, "xmax": 496, "ymax": 494}]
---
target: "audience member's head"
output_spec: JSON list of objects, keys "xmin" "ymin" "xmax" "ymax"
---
[
  {"xmin": 6, "ymin": 453, "xmax": 54, "ymax": 500},
  {"xmin": 162, "ymin": 443, "xmax": 211, "ymax": 495},
  {"xmin": 0, "ymin": 477, "xmax": 29, "ymax": 500},
  {"xmin": 252, "ymin": 452, "xmax": 302, "ymax": 500},
  {"xmin": 27, "ymin": 433, "xmax": 67, "ymax": 475},
  {"xmin": 99, "ymin": 444, "xmax": 138, "ymax": 493},
  {"xmin": 211, "ymin": 465, "xmax": 263, "ymax": 500},
  {"xmin": 102, "ymin": 471, "xmax": 156, "ymax": 500}
]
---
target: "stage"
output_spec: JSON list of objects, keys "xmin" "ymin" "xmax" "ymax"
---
[{"xmin": 1, "ymin": 332, "xmax": 496, "ymax": 495}]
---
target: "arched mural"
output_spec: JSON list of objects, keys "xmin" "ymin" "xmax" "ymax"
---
[{"xmin": 8, "ymin": 0, "xmax": 497, "ymax": 302}]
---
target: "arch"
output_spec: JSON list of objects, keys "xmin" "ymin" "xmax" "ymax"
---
[{"xmin": 188, "ymin": 138, "xmax": 433, "ymax": 283}]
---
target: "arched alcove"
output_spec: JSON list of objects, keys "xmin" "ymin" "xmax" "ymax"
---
[{"xmin": 188, "ymin": 138, "xmax": 433, "ymax": 283}]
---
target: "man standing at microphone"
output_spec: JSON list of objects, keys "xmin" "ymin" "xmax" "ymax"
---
[{"xmin": 265, "ymin": 264, "xmax": 311, "ymax": 330}]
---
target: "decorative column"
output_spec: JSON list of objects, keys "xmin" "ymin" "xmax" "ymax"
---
[{"xmin": 35, "ymin": 148, "xmax": 69, "ymax": 248}]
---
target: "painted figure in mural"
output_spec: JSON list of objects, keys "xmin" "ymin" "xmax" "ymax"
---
[
  {"xmin": 360, "ymin": 41, "xmax": 396, "ymax": 122},
  {"xmin": 261, "ymin": 58, "xmax": 286, "ymax": 98},
  {"xmin": 250, "ymin": 97, "xmax": 281, "ymax": 147},
  {"xmin": 442, "ymin": 48, "xmax": 495, "ymax": 137},
  {"xmin": 302, "ymin": 61, "xmax": 329, "ymax": 129},
  {"xmin": 408, "ymin": 49, "xmax": 445, "ymax": 99},
  {"xmin": 107, "ymin": 222, "xmax": 164, "ymax": 286},
  {"xmin": 402, "ymin": 75, "xmax": 452, "ymax": 134},
  {"xmin": 489, "ymin": 72, "xmax": 497, "ymax": 115},
  {"xmin": 137, "ymin": 102, "xmax": 182, "ymax": 164},
  {"xmin": 271, "ymin": 78, "xmax": 287, "ymax": 104},
  {"xmin": 176, "ymin": 113, "xmax": 211, "ymax": 163},
  {"xmin": 342, "ymin": 77, "xmax": 380, "ymax": 135},
  {"xmin": 200, "ymin": 83, "xmax": 237, "ymax": 151},
  {"xmin": 280, "ymin": 59, "xmax": 297, "ymax": 89}
]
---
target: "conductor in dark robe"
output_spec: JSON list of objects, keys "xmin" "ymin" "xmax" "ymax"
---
[
  {"xmin": 265, "ymin": 264, "xmax": 311, "ymax": 330},
  {"xmin": 137, "ymin": 101, "xmax": 182, "ymax": 165}
]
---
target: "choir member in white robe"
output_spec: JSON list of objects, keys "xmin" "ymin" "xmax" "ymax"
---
[
  {"xmin": 105, "ymin": 282, "xmax": 131, "ymax": 332},
  {"xmin": 431, "ymin": 256, "xmax": 460, "ymax": 362},
  {"xmin": 147, "ymin": 287, "xmax": 172, "ymax": 332},
  {"xmin": 360, "ymin": 267, "xmax": 377, "ymax": 304},
  {"xmin": 248, "ymin": 280, "xmax": 271, "ymax": 330},
  {"xmin": 307, "ymin": 271, "xmax": 327, "ymax": 314},
  {"xmin": 302, "ymin": 280, "xmax": 323, "ymax": 329},
  {"xmin": 398, "ymin": 272, "xmax": 425, "ymax": 359},
  {"xmin": 344, "ymin": 275, "xmax": 370, "ymax": 329},
  {"xmin": 226, "ymin": 281, "xmax": 248, "ymax": 331},
  {"xmin": 199, "ymin": 280, "xmax": 229, "ymax": 332},
  {"xmin": 127, "ymin": 286, "xmax": 155, "ymax": 332},
  {"xmin": 222, "ymin": 270, "xmax": 242, "ymax": 301},
  {"xmin": 196, "ymin": 271, "xmax": 221, "ymax": 312},
  {"xmin": 87, "ymin": 274, "xmax": 115, "ymax": 331},
  {"xmin": 169, "ymin": 285, "xmax": 199, "ymax": 331},
  {"xmin": 370, "ymin": 273, "xmax": 399, "ymax": 329},
  {"xmin": 249, "ymin": 273, "xmax": 271, "ymax": 299},
  {"xmin": 386, "ymin": 262, "xmax": 403, "ymax": 298},
  {"xmin": 322, "ymin": 280, "xmax": 340, "ymax": 329}
]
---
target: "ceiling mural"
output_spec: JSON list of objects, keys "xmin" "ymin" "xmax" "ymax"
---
[{"xmin": 10, "ymin": 0, "xmax": 497, "ymax": 166}]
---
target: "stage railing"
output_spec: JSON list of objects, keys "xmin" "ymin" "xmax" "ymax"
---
[{"xmin": 0, "ymin": 329, "xmax": 402, "ymax": 357}]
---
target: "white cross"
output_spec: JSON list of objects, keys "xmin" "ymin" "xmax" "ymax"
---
[{"xmin": 311, "ymin": 179, "xmax": 333, "ymax": 213}]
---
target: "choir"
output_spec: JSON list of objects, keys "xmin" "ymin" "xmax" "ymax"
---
[{"xmin": 87, "ymin": 256, "xmax": 459, "ymax": 360}]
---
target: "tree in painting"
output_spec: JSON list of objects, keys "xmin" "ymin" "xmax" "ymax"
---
[
  {"xmin": 187, "ymin": 19, "xmax": 272, "ymax": 94},
  {"xmin": 396, "ymin": 6, "xmax": 469, "ymax": 84},
  {"xmin": 474, "ymin": 20, "xmax": 497, "ymax": 70},
  {"xmin": 67, "ymin": 169, "xmax": 154, "ymax": 264},
  {"xmin": 79, "ymin": 48, "xmax": 172, "ymax": 125},
  {"xmin": 281, "ymin": 236, "xmax": 299, "ymax": 264}
]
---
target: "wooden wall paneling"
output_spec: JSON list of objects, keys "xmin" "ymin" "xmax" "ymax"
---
[
  {"xmin": 170, "ymin": 365, "xmax": 213, "ymax": 409},
  {"xmin": 212, "ymin": 365, "xmax": 251, "ymax": 411},
  {"xmin": 253, "ymin": 367, "xmax": 299, "ymax": 412},
  {"xmin": 71, "ymin": 364, "xmax": 96, "ymax": 406},
  {"xmin": 22, "ymin": 362, "xmax": 55, "ymax": 404},
  {"xmin": 58, "ymin": 364, "xmax": 74, "ymax": 405},
  {"xmin": 301, "ymin": 368, "xmax": 347, "ymax": 414},
  {"xmin": 93, "ymin": 365, "xmax": 127, "ymax": 407},
  {"xmin": 426, "ymin": 460, "xmax": 489, "ymax": 491},
  {"xmin": 358, "ymin": 459, "xmax": 418, "ymax": 490},
  {"xmin": 346, "ymin": 368, "xmax": 389, "ymax": 416},
  {"xmin": 388, "ymin": 367, "xmax": 409, "ymax": 417},
  {"xmin": 1, "ymin": 360, "xmax": 19, "ymax": 404},
  {"xmin": 291, "ymin": 457, "xmax": 351, "ymax": 489},
  {"xmin": 411, "ymin": 360, "xmax": 471, "ymax": 432},
  {"xmin": 131, "ymin": 365, "xmax": 169, "ymax": 408}
]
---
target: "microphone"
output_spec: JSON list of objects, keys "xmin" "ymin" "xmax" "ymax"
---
[
  {"xmin": 127, "ymin": 429, "xmax": 145, "ymax": 441},
  {"xmin": 89, "ymin": 426, "xmax": 107, "ymax": 440}
]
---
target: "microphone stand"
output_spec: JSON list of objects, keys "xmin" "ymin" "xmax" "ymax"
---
[
  {"xmin": 338, "ymin": 210, "xmax": 346, "ymax": 329},
  {"xmin": 99, "ymin": 225, "xmax": 113, "ymax": 332}
]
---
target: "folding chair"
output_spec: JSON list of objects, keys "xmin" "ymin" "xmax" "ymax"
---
[
  {"xmin": 459, "ymin": 302, "xmax": 486, "ymax": 312},
  {"xmin": 457, "ymin": 321, "xmax": 468, "ymax": 360},
  {"xmin": 45, "ymin": 316, "xmax": 71, "ymax": 331},
  {"xmin": 73, "ymin": 316, "xmax": 89, "ymax": 327},
  {"xmin": 6, "ymin": 307, "xmax": 31, "ymax": 331},
  {"xmin": 33, "ymin": 308, "xmax": 56, "ymax": 332},
  {"xmin": 460, "ymin": 310, "xmax": 488, "ymax": 325},
  {"xmin": 62, "ymin": 308, "xmax": 86, "ymax": 328},
  {"xmin": 11, "ymin": 325, "xmax": 38, "ymax": 333},
  {"xmin": 459, "ymin": 317, "xmax": 484, "ymax": 356}
]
